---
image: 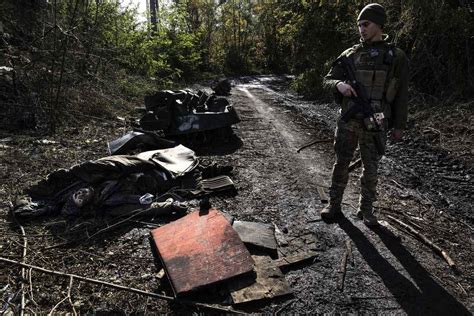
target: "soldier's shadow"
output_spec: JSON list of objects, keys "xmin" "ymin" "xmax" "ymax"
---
[{"xmin": 337, "ymin": 216, "xmax": 469, "ymax": 315}]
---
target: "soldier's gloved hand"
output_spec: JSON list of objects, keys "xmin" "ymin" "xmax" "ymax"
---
[
  {"xmin": 391, "ymin": 129, "xmax": 404, "ymax": 142},
  {"xmin": 336, "ymin": 82, "xmax": 358, "ymax": 97}
]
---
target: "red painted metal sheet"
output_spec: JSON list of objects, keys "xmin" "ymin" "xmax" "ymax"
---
[{"xmin": 150, "ymin": 208, "xmax": 254, "ymax": 296}]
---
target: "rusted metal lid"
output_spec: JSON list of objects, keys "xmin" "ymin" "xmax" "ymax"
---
[{"xmin": 150, "ymin": 208, "xmax": 254, "ymax": 296}]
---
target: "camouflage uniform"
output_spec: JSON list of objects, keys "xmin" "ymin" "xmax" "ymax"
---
[{"xmin": 323, "ymin": 36, "xmax": 409, "ymax": 222}]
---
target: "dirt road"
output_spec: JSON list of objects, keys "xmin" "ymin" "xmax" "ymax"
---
[{"xmin": 204, "ymin": 76, "xmax": 473, "ymax": 314}]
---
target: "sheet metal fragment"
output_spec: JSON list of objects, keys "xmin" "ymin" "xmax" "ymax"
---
[
  {"xmin": 150, "ymin": 209, "xmax": 254, "ymax": 296},
  {"xmin": 232, "ymin": 221, "xmax": 278, "ymax": 255}
]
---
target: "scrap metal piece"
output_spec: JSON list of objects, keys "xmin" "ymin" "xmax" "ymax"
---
[
  {"xmin": 166, "ymin": 106, "xmax": 240, "ymax": 136},
  {"xmin": 228, "ymin": 255, "xmax": 292, "ymax": 304},
  {"xmin": 201, "ymin": 175, "xmax": 235, "ymax": 193},
  {"xmin": 150, "ymin": 209, "xmax": 254, "ymax": 296},
  {"xmin": 139, "ymin": 110, "xmax": 171, "ymax": 131},
  {"xmin": 232, "ymin": 221, "xmax": 278, "ymax": 256},
  {"xmin": 141, "ymin": 89, "xmax": 240, "ymax": 135}
]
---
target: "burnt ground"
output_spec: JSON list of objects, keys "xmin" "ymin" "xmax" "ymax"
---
[{"xmin": 0, "ymin": 76, "xmax": 473, "ymax": 314}]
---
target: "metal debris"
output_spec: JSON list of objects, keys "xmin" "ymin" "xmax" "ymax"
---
[{"xmin": 150, "ymin": 209, "xmax": 254, "ymax": 296}]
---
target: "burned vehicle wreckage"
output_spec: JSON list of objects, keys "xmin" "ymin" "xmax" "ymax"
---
[{"xmin": 140, "ymin": 82, "xmax": 238, "ymax": 137}]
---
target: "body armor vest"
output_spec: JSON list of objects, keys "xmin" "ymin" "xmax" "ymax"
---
[{"xmin": 342, "ymin": 43, "xmax": 396, "ymax": 120}]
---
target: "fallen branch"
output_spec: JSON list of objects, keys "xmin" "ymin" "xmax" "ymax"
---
[
  {"xmin": 28, "ymin": 268, "xmax": 37, "ymax": 306},
  {"xmin": 67, "ymin": 276, "xmax": 77, "ymax": 316},
  {"xmin": 338, "ymin": 240, "xmax": 352, "ymax": 291},
  {"xmin": 0, "ymin": 257, "xmax": 244, "ymax": 314},
  {"xmin": 48, "ymin": 295, "xmax": 68, "ymax": 315},
  {"xmin": 47, "ymin": 276, "xmax": 76, "ymax": 315},
  {"xmin": 346, "ymin": 239, "xmax": 354, "ymax": 267},
  {"xmin": 387, "ymin": 215, "xmax": 456, "ymax": 269},
  {"xmin": 296, "ymin": 138, "xmax": 332, "ymax": 153},
  {"xmin": 19, "ymin": 225, "xmax": 27, "ymax": 316},
  {"xmin": 457, "ymin": 282, "xmax": 468, "ymax": 296},
  {"xmin": 11, "ymin": 208, "xmax": 28, "ymax": 316}
]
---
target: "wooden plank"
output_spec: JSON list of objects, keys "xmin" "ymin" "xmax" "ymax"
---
[
  {"xmin": 228, "ymin": 256, "xmax": 292, "ymax": 304},
  {"xmin": 150, "ymin": 209, "xmax": 254, "ymax": 296},
  {"xmin": 274, "ymin": 250, "xmax": 318, "ymax": 271}
]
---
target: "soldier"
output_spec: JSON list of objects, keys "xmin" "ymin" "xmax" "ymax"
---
[{"xmin": 321, "ymin": 3, "xmax": 409, "ymax": 226}]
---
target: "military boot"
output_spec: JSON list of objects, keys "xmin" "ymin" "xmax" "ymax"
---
[
  {"xmin": 357, "ymin": 196, "xmax": 379, "ymax": 226},
  {"xmin": 358, "ymin": 206, "xmax": 379, "ymax": 227},
  {"xmin": 321, "ymin": 188, "xmax": 344, "ymax": 220},
  {"xmin": 320, "ymin": 204, "xmax": 342, "ymax": 220}
]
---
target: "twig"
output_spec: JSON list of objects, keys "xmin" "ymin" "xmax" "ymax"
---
[
  {"xmin": 390, "ymin": 179, "xmax": 406, "ymax": 190},
  {"xmin": 85, "ymin": 207, "xmax": 153, "ymax": 240},
  {"xmin": 28, "ymin": 268, "xmax": 37, "ymax": 306},
  {"xmin": 422, "ymin": 126, "xmax": 441, "ymax": 134},
  {"xmin": 19, "ymin": 224, "xmax": 27, "ymax": 316},
  {"xmin": 0, "ymin": 257, "xmax": 244, "ymax": 314},
  {"xmin": 296, "ymin": 138, "xmax": 332, "ymax": 153},
  {"xmin": 387, "ymin": 215, "xmax": 456, "ymax": 269},
  {"xmin": 346, "ymin": 239, "xmax": 354, "ymax": 266},
  {"xmin": 460, "ymin": 220, "xmax": 474, "ymax": 232},
  {"xmin": 11, "ymin": 208, "xmax": 28, "ymax": 316},
  {"xmin": 67, "ymin": 276, "xmax": 77, "ymax": 316},
  {"xmin": 275, "ymin": 298, "xmax": 298, "ymax": 314},
  {"xmin": 338, "ymin": 240, "xmax": 352, "ymax": 291},
  {"xmin": 441, "ymin": 175, "xmax": 468, "ymax": 182},
  {"xmin": 457, "ymin": 282, "xmax": 468, "ymax": 296},
  {"xmin": 348, "ymin": 158, "xmax": 362, "ymax": 173},
  {"xmin": 48, "ymin": 295, "xmax": 68, "ymax": 315}
]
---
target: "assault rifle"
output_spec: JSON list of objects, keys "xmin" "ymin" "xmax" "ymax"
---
[{"xmin": 334, "ymin": 55, "xmax": 386, "ymax": 155}]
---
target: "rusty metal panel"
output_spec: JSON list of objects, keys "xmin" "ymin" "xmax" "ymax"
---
[{"xmin": 150, "ymin": 209, "xmax": 254, "ymax": 296}]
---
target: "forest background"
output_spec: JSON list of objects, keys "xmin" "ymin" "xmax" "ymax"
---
[{"xmin": 0, "ymin": 0, "xmax": 472, "ymax": 132}]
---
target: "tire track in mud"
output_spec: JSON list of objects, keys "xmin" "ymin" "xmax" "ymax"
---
[{"xmin": 211, "ymin": 77, "xmax": 472, "ymax": 314}]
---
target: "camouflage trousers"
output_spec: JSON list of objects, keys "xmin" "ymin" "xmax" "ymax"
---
[{"xmin": 329, "ymin": 119, "xmax": 387, "ymax": 211}]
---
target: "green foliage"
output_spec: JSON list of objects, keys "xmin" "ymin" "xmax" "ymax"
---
[
  {"xmin": 2, "ymin": 0, "xmax": 471, "ymax": 132},
  {"xmin": 291, "ymin": 69, "xmax": 326, "ymax": 100},
  {"xmin": 392, "ymin": 0, "xmax": 473, "ymax": 98}
]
